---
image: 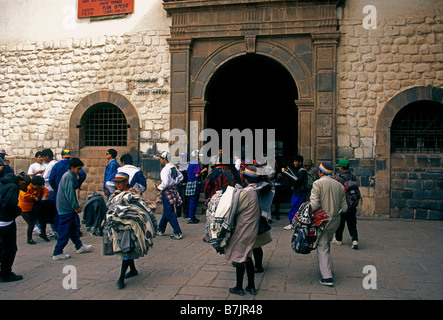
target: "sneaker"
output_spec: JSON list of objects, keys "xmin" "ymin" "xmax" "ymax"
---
[
  {"xmin": 283, "ymin": 224, "xmax": 294, "ymax": 230},
  {"xmin": 331, "ymin": 239, "xmax": 342, "ymax": 245},
  {"xmin": 0, "ymin": 272, "xmax": 23, "ymax": 283},
  {"xmin": 53, "ymin": 253, "xmax": 71, "ymax": 260},
  {"xmin": 33, "ymin": 226, "xmax": 40, "ymax": 233},
  {"xmin": 47, "ymin": 231, "xmax": 58, "ymax": 239},
  {"xmin": 352, "ymin": 240, "xmax": 359, "ymax": 250},
  {"xmin": 319, "ymin": 278, "xmax": 334, "ymax": 287},
  {"xmin": 76, "ymin": 244, "xmax": 93, "ymax": 254},
  {"xmin": 187, "ymin": 218, "xmax": 200, "ymax": 224},
  {"xmin": 157, "ymin": 230, "xmax": 165, "ymax": 236},
  {"xmin": 125, "ymin": 270, "xmax": 139, "ymax": 279},
  {"xmin": 170, "ymin": 233, "xmax": 183, "ymax": 240}
]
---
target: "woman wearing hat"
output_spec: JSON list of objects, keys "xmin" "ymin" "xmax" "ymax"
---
[{"xmin": 224, "ymin": 166, "xmax": 262, "ymax": 296}]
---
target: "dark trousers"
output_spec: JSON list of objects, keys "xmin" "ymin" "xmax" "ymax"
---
[
  {"xmin": 159, "ymin": 196, "xmax": 182, "ymax": 234},
  {"xmin": 53, "ymin": 212, "xmax": 83, "ymax": 256},
  {"xmin": 335, "ymin": 207, "xmax": 358, "ymax": 242},
  {"xmin": 0, "ymin": 221, "xmax": 18, "ymax": 278}
]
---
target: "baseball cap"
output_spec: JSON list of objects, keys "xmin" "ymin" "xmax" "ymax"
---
[
  {"xmin": 160, "ymin": 151, "xmax": 170, "ymax": 160},
  {"xmin": 335, "ymin": 159, "xmax": 349, "ymax": 167},
  {"xmin": 61, "ymin": 149, "xmax": 72, "ymax": 158}
]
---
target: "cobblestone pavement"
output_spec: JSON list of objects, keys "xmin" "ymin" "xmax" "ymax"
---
[{"xmin": 1, "ymin": 210, "xmax": 443, "ymax": 301}]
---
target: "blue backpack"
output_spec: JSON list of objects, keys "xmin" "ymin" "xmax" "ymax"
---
[{"xmin": 291, "ymin": 226, "xmax": 311, "ymax": 254}]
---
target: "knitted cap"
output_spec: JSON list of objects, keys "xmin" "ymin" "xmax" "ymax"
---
[
  {"xmin": 112, "ymin": 172, "xmax": 129, "ymax": 181},
  {"xmin": 319, "ymin": 163, "xmax": 334, "ymax": 175}
]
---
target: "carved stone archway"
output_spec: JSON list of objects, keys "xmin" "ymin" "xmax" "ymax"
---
[{"xmin": 164, "ymin": 0, "xmax": 342, "ymax": 164}]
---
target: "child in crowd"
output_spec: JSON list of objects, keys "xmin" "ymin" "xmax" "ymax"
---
[{"xmin": 18, "ymin": 176, "xmax": 50, "ymax": 244}]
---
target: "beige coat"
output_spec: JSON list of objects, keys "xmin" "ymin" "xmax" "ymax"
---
[
  {"xmin": 224, "ymin": 185, "xmax": 260, "ymax": 263},
  {"xmin": 310, "ymin": 175, "xmax": 348, "ymax": 245}
]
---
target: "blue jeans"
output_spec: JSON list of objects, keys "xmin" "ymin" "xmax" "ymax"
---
[
  {"xmin": 288, "ymin": 194, "xmax": 306, "ymax": 224},
  {"xmin": 187, "ymin": 184, "xmax": 201, "ymax": 220},
  {"xmin": 53, "ymin": 212, "xmax": 83, "ymax": 256},
  {"xmin": 159, "ymin": 196, "xmax": 182, "ymax": 234}
]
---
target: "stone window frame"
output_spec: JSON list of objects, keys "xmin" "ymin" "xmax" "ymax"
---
[
  {"xmin": 68, "ymin": 90, "xmax": 140, "ymax": 153},
  {"xmin": 374, "ymin": 85, "xmax": 443, "ymax": 217}
]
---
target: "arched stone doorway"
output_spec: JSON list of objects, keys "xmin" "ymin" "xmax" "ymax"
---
[
  {"xmin": 204, "ymin": 53, "xmax": 299, "ymax": 165},
  {"xmin": 68, "ymin": 90, "xmax": 140, "ymax": 203},
  {"xmin": 375, "ymin": 85, "xmax": 443, "ymax": 219},
  {"xmin": 165, "ymin": 0, "xmax": 341, "ymax": 170}
]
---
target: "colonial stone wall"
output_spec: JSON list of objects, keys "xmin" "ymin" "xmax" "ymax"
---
[
  {"xmin": 0, "ymin": 31, "xmax": 171, "ymax": 203},
  {"xmin": 391, "ymin": 154, "xmax": 443, "ymax": 220},
  {"xmin": 0, "ymin": 31, "xmax": 171, "ymax": 155},
  {"xmin": 337, "ymin": 10, "xmax": 443, "ymax": 217}
]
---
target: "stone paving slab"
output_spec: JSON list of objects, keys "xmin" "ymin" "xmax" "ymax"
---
[{"xmin": 1, "ymin": 211, "xmax": 443, "ymax": 301}]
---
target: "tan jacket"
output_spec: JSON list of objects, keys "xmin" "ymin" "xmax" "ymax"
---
[{"xmin": 310, "ymin": 175, "xmax": 348, "ymax": 244}]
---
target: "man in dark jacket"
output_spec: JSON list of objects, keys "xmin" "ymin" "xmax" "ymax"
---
[
  {"xmin": 0, "ymin": 173, "xmax": 30, "ymax": 282},
  {"xmin": 283, "ymin": 155, "xmax": 307, "ymax": 229},
  {"xmin": 333, "ymin": 159, "xmax": 359, "ymax": 249}
]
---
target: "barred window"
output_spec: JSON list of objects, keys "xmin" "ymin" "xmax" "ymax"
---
[
  {"xmin": 84, "ymin": 103, "xmax": 128, "ymax": 147},
  {"xmin": 391, "ymin": 101, "xmax": 443, "ymax": 153}
]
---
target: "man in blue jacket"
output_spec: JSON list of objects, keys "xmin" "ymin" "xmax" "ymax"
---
[
  {"xmin": 49, "ymin": 149, "xmax": 86, "ymax": 194},
  {"xmin": 103, "ymin": 149, "xmax": 120, "ymax": 199}
]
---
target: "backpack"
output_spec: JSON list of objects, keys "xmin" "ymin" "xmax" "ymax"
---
[
  {"xmin": 299, "ymin": 168, "xmax": 315, "ymax": 197},
  {"xmin": 291, "ymin": 202, "xmax": 313, "ymax": 254},
  {"xmin": 291, "ymin": 202, "xmax": 329, "ymax": 254},
  {"xmin": 339, "ymin": 174, "xmax": 361, "ymax": 208}
]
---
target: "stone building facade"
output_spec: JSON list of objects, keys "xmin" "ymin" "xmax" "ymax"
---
[{"xmin": 0, "ymin": 0, "xmax": 442, "ymax": 218}]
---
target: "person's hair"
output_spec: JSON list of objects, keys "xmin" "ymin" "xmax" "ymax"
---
[
  {"xmin": 41, "ymin": 149, "xmax": 54, "ymax": 159},
  {"xmin": 31, "ymin": 176, "xmax": 44, "ymax": 186},
  {"xmin": 69, "ymin": 157, "xmax": 84, "ymax": 169},
  {"xmin": 294, "ymin": 155, "xmax": 304, "ymax": 163},
  {"xmin": 107, "ymin": 149, "xmax": 117, "ymax": 159},
  {"xmin": 120, "ymin": 154, "xmax": 133, "ymax": 165},
  {"xmin": 35, "ymin": 151, "xmax": 43, "ymax": 158}
]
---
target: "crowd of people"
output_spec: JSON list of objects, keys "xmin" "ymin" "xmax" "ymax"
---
[{"xmin": 0, "ymin": 146, "xmax": 360, "ymax": 294}]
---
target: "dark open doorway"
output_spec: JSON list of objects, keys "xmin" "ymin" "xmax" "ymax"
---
[{"xmin": 205, "ymin": 54, "xmax": 299, "ymax": 167}]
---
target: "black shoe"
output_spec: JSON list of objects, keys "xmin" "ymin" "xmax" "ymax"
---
[
  {"xmin": 125, "ymin": 270, "xmax": 138, "ymax": 279},
  {"xmin": 319, "ymin": 278, "xmax": 334, "ymax": 287},
  {"xmin": 27, "ymin": 239, "xmax": 36, "ymax": 245},
  {"xmin": 0, "ymin": 272, "xmax": 23, "ymax": 283},
  {"xmin": 116, "ymin": 280, "xmax": 125, "ymax": 289},
  {"xmin": 245, "ymin": 286, "xmax": 257, "ymax": 295},
  {"xmin": 254, "ymin": 267, "xmax": 264, "ymax": 273},
  {"xmin": 39, "ymin": 234, "xmax": 50, "ymax": 242},
  {"xmin": 187, "ymin": 218, "xmax": 200, "ymax": 224},
  {"xmin": 229, "ymin": 287, "xmax": 245, "ymax": 296}
]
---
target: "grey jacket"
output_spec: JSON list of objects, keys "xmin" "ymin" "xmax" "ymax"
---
[{"xmin": 56, "ymin": 170, "xmax": 80, "ymax": 214}]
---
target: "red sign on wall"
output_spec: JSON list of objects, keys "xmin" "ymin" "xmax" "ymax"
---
[{"xmin": 78, "ymin": 0, "xmax": 134, "ymax": 18}]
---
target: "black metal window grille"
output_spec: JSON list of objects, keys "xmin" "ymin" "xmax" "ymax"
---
[
  {"xmin": 391, "ymin": 101, "xmax": 443, "ymax": 153},
  {"xmin": 84, "ymin": 103, "xmax": 128, "ymax": 147}
]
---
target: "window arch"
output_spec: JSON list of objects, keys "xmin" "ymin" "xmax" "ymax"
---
[
  {"xmin": 84, "ymin": 103, "xmax": 128, "ymax": 147},
  {"xmin": 391, "ymin": 100, "xmax": 443, "ymax": 153}
]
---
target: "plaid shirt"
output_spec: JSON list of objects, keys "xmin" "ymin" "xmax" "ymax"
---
[{"xmin": 158, "ymin": 185, "xmax": 182, "ymax": 206}]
